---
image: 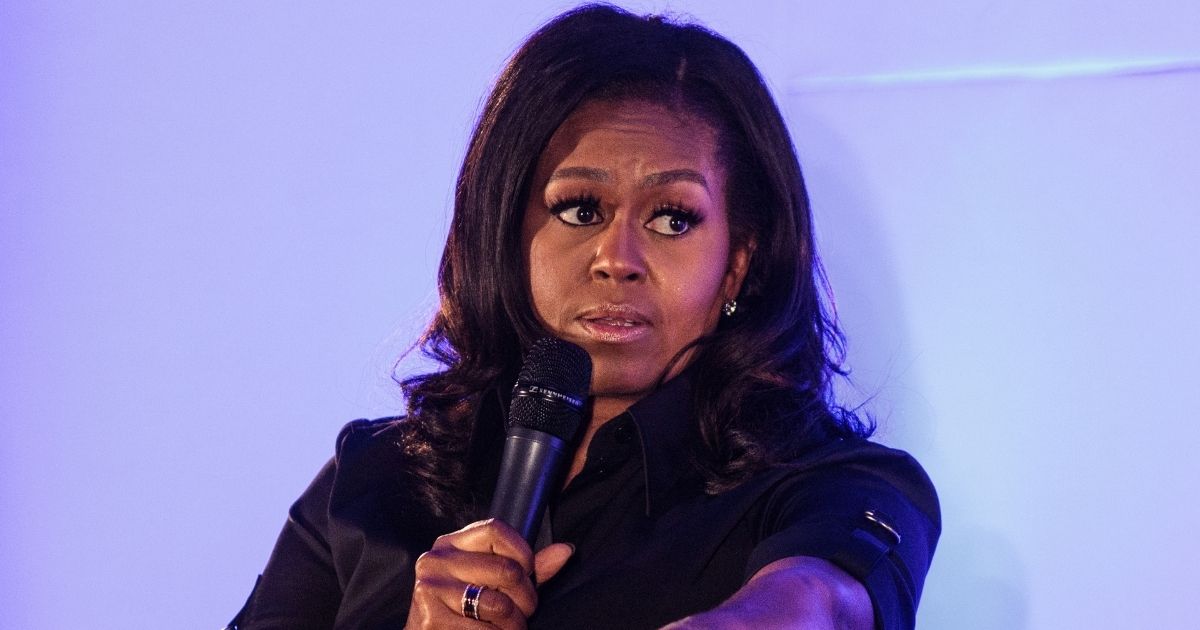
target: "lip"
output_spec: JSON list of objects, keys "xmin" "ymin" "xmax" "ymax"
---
[{"xmin": 576, "ymin": 304, "xmax": 652, "ymax": 344}]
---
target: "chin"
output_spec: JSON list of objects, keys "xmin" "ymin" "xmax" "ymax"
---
[{"xmin": 588, "ymin": 361, "xmax": 663, "ymax": 398}]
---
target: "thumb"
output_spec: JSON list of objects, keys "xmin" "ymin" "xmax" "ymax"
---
[{"xmin": 533, "ymin": 542, "xmax": 575, "ymax": 584}]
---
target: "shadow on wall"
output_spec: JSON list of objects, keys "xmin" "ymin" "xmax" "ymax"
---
[
  {"xmin": 920, "ymin": 524, "xmax": 1029, "ymax": 629},
  {"xmin": 783, "ymin": 100, "xmax": 1028, "ymax": 629}
]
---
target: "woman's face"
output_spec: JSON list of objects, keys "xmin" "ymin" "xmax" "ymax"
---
[{"xmin": 521, "ymin": 99, "xmax": 751, "ymax": 405}]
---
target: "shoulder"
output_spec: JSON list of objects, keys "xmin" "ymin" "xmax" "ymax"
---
[
  {"xmin": 326, "ymin": 416, "xmax": 414, "ymax": 500},
  {"xmin": 761, "ymin": 438, "xmax": 941, "ymax": 555},
  {"xmin": 337, "ymin": 416, "xmax": 407, "ymax": 448},
  {"xmin": 777, "ymin": 438, "xmax": 940, "ymax": 519},
  {"xmin": 334, "ymin": 417, "xmax": 407, "ymax": 464},
  {"xmin": 324, "ymin": 416, "xmax": 462, "ymax": 546},
  {"xmin": 284, "ymin": 417, "xmax": 408, "ymax": 509}
]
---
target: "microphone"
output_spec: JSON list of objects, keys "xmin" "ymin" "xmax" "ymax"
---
[{"xmin": 488, "ymin": 337, "xmax": 592, "ymax": 546}]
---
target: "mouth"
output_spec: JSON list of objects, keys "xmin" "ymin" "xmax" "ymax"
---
[{"xmin": 576, "ymin": 305, "xmax": 651, "ymax": 343}]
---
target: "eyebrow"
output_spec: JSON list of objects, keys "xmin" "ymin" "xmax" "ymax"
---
[
  {"xmin": 548, "ymin": 167, "xmax": 709, "ymax": 191},
  {"xmin": 640, "ymin": 169, "xmax": 709, "ymax": 190},
  {"xmin": 548, "ymin": 166, "xmax": 610, "ymax": 183}
]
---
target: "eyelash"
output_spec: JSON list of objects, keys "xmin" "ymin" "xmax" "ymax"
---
[
  {"xmin": 547, "ymin": 194, "xmax": 602, "ymax": 223},
  {"xmin": 546, "ymin": 194, "xmax": 704, "ymax": 236},
  {"xmin": 649, "ymin": 203, "xmax": 704, "ymax": 235}
]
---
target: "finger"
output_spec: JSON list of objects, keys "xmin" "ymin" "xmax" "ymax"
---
[
  {"xmin": 533, "ymin": 542, "xmax": 575, "ymax": 584},
  {"xmin": 415, "ymin": 548, "xmax": 538, "ymax": 617},
  {"xmin": 432, "ymin": 519, "xmax": 535, "ymax": 576},
  {"xmin": 413, "ymin": 577, "xmax": 527, "ymax": 630},
  {"xmin": 473, "ymin": 583, "xmax": 529, "ymax": 630},
  {"xmin": 407, "ymin": 578, "xmax": 484, "ymax": 630}
]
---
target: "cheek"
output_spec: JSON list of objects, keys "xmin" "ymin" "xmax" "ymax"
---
[
  {"xmin": 662, "ymin": 247, "xmax": 730, "ymax": 329},
  {"xmin": 525, "ymin": 233, "xmax": 571, "ymax": 324}
]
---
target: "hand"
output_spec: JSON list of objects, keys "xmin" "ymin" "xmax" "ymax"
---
[{"xmin": 406, "ymin": 519, "xmax": 574, "ymax": 629}]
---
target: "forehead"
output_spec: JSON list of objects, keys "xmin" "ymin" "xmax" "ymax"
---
[{"xmin": 536, "ymin": 99, "xmax": 723, "ymax": 178}]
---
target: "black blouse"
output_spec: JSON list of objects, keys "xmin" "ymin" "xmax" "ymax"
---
[{"xmin": 231, "ymin": 374, "xmax": 940, "ymax": 629}]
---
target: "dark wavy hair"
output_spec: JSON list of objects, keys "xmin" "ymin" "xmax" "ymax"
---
[{"xmin": 397, "ymin": 4, "xmax": 873, "ymax": 524}]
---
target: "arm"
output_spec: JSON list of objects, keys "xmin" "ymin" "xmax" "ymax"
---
[
  {"xmin": 662, "ymin": 556, "xmax": 873, "ymax": 630},
  {"xmin": 676, "ymin": 442, "xmax": 940, "ymax": 630},
  {"xmin": 232, "ymin": 460, "xmax": 342, "ymax": 630}
]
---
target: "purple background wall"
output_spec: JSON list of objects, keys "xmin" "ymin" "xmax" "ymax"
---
[{"xmin": 3, "ymin": 2, "xmax": 1198, "ymax": 628}]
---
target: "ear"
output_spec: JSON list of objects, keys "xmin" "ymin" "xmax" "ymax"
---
[{"xmin": 722, "ymin": 237, "xmax": 756, "ymax": 302}]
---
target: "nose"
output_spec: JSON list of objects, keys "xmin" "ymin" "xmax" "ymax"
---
[{"xmin": 590, "ymin": 217, "xmax": 646, "ymax": 283}]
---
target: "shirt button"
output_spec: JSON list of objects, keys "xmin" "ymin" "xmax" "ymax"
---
[{"xmin": 614, "ymin": 423, "xmax": 634, "ymax": 444}]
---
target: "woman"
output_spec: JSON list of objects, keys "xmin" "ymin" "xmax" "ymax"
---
[{"xmin": 230, "ymin": 5, "xmax": 939, "ymax": 629}]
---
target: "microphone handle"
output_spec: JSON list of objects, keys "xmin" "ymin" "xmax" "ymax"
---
[{"xmin": 488, "ymin": 426, "xmax": 570, "ymax": 546}]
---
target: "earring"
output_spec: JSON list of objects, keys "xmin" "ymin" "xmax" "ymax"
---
[{"xmin": 721, "ymin": 299, "xmax": 738, "ymax": 317}]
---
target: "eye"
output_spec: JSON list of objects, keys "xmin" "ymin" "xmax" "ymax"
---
[
  {"xmin": 645, "ymin": 206, "xmax": 702, "ymax": 236},
  {"xmin": 549, "ymin": 195, "xmax": 604, "ymax": 227}
]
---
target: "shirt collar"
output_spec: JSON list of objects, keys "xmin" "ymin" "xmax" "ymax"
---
[
  {"xmin": 474, "ymin": 369, "xmax": 704, "ymax": 518},
  {"xmin": 623, "ymin": 370, "xmax": 704, "ymax": 517}
]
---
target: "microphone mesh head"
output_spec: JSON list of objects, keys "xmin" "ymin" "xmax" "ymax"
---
[{"xmin": 508, "ymin": 337, "xmax": 592, "ymax": 440}]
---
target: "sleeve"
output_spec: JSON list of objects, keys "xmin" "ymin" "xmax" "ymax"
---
[
  {"xmin": 227, "ymin": 458, "xmax": 342, "ymax": 630},
  {"xmin": 742, "ymin": 442, "xmax": 941, "ymax": 630}
]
